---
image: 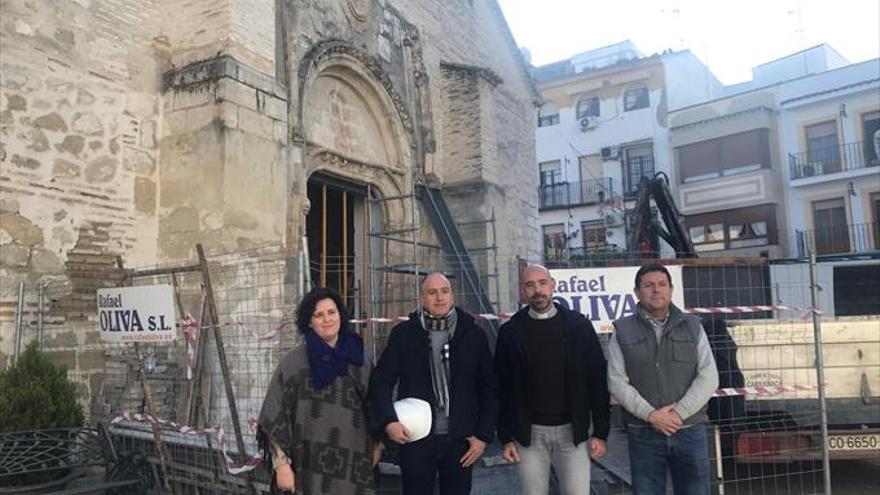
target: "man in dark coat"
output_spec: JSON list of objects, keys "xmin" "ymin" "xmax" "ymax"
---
[
  {"xmin": 495, "ymin": 263, "xmax": 610, "ymax": 495},
  {"xmin": 369, "ymin": 272, "xmax": 499, "ymax": 495}
]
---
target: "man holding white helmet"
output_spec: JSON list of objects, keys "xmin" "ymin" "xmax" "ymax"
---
[{"xmin": 370, "ymin": 272, "xmax": 499, "ymax": 495}]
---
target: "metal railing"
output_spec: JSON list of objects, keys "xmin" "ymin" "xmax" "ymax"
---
[
  {"xmin": 543, "ymin": 246, "xmax": 631, "ymax": 268},
  {"xmin": 796, "ymin": 221, "xmax": 880, "ymax": 256},
  {"xmin": 538, "ymin": 177, "xmax": 612, "ymax": 210},
  {"xmin": 789, "ymin": 140, "xmax": 878, "ymax": 180}
]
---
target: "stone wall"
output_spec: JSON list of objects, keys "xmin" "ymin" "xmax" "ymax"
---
[{"xmin": 1, "ymin": 0, "xmax": 539, "ymax": 366}]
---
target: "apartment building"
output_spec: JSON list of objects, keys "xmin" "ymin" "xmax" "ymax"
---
[
  {"xmin": 668, "ymin": 45, "xmax": 879, "ymax": 315},
  {"xmin": 533, "ymin": 41, "xmax": 721, "ymax": 265}
]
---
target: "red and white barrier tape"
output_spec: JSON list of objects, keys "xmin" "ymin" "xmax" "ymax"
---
[
  {"xmin": 348, "ymin": 304, "xmax": 818, "ymax": 326},
  {"xmin": 181, "ymin": 315, "xmax": 199, "ymax": 380},
  {"xmin": 713, "ymin": 383, "xmax": 825, "ymax": 397},
  {"xmin": 112, "ymin": 412, "xmax": 261, "ymax": 475},
  {"xmin": 610, "ymin": 382, "xmax": 827, "ymax": 405},
  {"xmin": 175, "ymin": 305, "xmax": 820, "ymax": 347}
]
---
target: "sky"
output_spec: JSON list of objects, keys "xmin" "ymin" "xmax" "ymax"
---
[{"xmin": 496, "ymin": 0, "xmax": 880, "ymax": 85}]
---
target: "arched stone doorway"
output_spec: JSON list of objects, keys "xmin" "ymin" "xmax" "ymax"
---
[{"xmin": 297, "ymin": 43, "xmax": 417, "ymax": 315}]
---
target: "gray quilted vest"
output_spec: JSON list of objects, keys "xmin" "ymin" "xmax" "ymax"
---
[{"xmin": 612, "ymin": 304, "xmax": 708, "ymax": 426}]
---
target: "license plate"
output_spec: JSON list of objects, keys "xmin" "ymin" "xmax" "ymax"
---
[{"xmin": 827, "ymin": 433, "xmax": 880, "ymax": 451}]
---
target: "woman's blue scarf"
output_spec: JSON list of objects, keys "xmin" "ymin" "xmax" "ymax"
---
[{"xmin": 304, "ymin": 328, "xmax": 365, "ymax": 389}]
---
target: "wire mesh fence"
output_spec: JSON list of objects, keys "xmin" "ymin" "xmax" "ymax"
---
[{"xmin": 3, "ymin": 245, "xmax": 878, "ymax": 494}]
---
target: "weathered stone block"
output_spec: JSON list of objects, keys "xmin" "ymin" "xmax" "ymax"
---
[
  {"xmin": 174, "ymin": 87, "xmax": 215, "ymax": 110},
  {"xmin": 134, "ymin": 177, "xmax": 156, "ymax": 214},
  {"xmin": 263, "ymin": 95, "xmax": 287, "ymax": 122},
  {"xmin": 0, "ymin": 243, "xmax": 30, "ymax": 266},
  {"xmin": 55, "ymin": 135, "xmax": 85, "ymax": 156},
  {"xmin": 218, "ymin": 101, "xmax": 239, "ymax": 129},
  {"xmin": 46, "ymin": 330, "xmax": 77, "ymax": 348},
  {"xmin": 85, "ymin": 331, "xmax": 102, "ymax": 345},
  {"xmin": 224, "ymin": 209, "xmax": 258, "ymax": 230},
  {"xmin": 53, "ymin": 158, "xmax": 81, "ymax": 178},
  {"xmin": 11, "ymin": 154, "xmax": 40, "ymax": 169},
  {"xmin": 76, "ymin": 88, "xmax": 95, "ymax": 105},
  {"xmin": 0, "ymin": 213, "xmax": 43, "ymax": 245},
  {"xmin": 238, "ymin": 106, "xmax": 273, "ymax": 139},
  {"xmin": 140, "ymin": 120, "xmax": 157, "ymax": 148},
  {"xmin": 47, "ymin": 350, "xmax": 77, "ymax": 370},
  {"xmin": 30, "ymin": 248, "xmax": 64, "ymax": 273},
  {"xmin": 84, "ymin": 155, "xmax": 117, "ymax": 183},
  {"xmin": 26, "ymin": 128, "xmax": 49, "ymax": 151},
  {"xmin": 185, "ymin": 104, "xmax": 218, "ymax": 131},
  {"xmin": 6, "ymin": 94, "xmax": 26, "ymax": 111},
  {"xmin": 0, "ymin": 198, "xmax": 18, "ymax": 214},
  {"xmin": 78, "ymin": 350, "xmax": 106, "ymax": 372},
  {"xmin": 33, "ymin": 112, "xmax": 68, "ymax": 132},
  {"xmin": 217, "ymin": 78, "xmax": 258, "ymax": 111},
  {"xmin": 123, "ymin": 146, "xmax": 156, "ymax": 175},
  {"xmin": 71, "ymin": 112, "xmax": 103, "ymax": 135},
  {"xmin": 162, "ymin": 206, "xmax": 199, "ymax": 233},
  {"xmin": 273, "ymin": 120, "xmax": 287, "ymax": 143}
]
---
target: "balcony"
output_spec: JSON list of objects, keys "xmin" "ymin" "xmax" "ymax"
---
[
  {"xmin": 789, "ymin": 141, "xmax": 878, "ymax": 180},
  {"xmin": 539, "ymin": 178, "xmax": 612, "ymax": 211},
  {"xmin": 543, "ymin": 246, "xmax": 630, "ymax": 268},
  {"xmin": 796, "ymin": 222, "xmax": 879, "ymax": 257}
]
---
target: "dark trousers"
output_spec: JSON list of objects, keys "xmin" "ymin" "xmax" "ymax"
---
[{"xmin": 399, "ymin": 434, "xmax": 472, "ymax": 495}]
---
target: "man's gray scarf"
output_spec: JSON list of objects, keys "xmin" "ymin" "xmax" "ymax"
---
[{"xmin": 420, "ymin": 308, "xmax": 457, "ymax": 417}]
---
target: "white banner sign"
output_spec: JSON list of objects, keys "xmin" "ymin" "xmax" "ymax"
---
[
  {"xmin": 97, "ymin": 285, "xmax": 177, "ymax": 343},
  {"xmin": 549, "ymin": 265, "xmax": 684, "ymax": 333}
]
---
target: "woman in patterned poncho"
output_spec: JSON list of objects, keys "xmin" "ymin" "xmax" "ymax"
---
[{"xmin": 257, "ymin": 287, "xmax": 381, "ymax": 494}]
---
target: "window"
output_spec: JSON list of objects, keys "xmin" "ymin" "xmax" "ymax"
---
[
  {"xmin": 543, "ymin": 224, "xmax": 566, "ymax": 262},
  {"xmin": 624, "ymin": 86, "xmax": 649, "ymax": 111},
  {"xmin": 581, "ymin": 221, "xmax": 607, "ymax": 250},
  {"xmin": 863, "ymin": 110, "xmax": 880, "ymax": 166},
  {"xmin": 812, "ymin": 198, "xmax": 849, "ymax": 254},
  {"xmin": 686, "ymin": 205, "xmax": 776, "ymax": 252},
  {"xmin": 677, "ymin": 129, "xmax": 771, "ymax": 183},
  {"xmin": 576, "ymin": 95, "xmax": 600, "ymax": 119},
  {"xmin": 538, "ymin": 102, "xmax": 560, "ymax": 127},
  {"xmin": 539, "ymin": 160, "xmax": 565, "ymax": 207},
  {"xmin": 689, "ymin": 224, "xmax": 725, "ymax": 251},
  {"xmin": 805, "ymin": 121, "xmax": 840, "ymax": 173},
  {"xmin": 622, "ymin": 142, "xmax": 655, "ymax": 196},
  {"xmin": 728, "ymin": 221, "xmax": 768, "ymax": 248},
  {"xmin": 539, "ymin": 160, "xmax": 562, "ymax": 185}
]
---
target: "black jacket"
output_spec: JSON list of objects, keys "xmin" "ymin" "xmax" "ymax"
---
[
  {"xmin": 369, "ymin": 308, "xmax": 499, "ymax": 443},
  {"xmin": 495, "ymin": 303, "xmax": 610, "ymax": 446}
]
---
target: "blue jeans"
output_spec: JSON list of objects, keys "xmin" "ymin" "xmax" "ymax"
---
[{"xmin": 627, "ymin": 424, "xmax": 710, "ymax": 495}]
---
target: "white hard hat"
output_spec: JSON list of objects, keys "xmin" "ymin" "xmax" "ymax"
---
[{"xmin": 393, "ymin": 398, "xmax": 432, "ymax": 442}]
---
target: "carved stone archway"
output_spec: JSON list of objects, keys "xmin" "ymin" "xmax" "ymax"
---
[{"xmin": 294, "ymin": 40, "xmax": 419, "ymax": 313}]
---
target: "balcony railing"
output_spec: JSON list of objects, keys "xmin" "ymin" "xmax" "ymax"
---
[
  {"xmin": 789, "ymin": 140, "xmax": 878, "ymax": 180},
  {"xmin": 543, "ymin": 246, "xmax": 631, "ymax": 268},
  {"xmin": 796, "ymin": 222, "xmax": 880, "ymax": 257},
  {"xmin": 539, "ymin": 178, "xmax": 612, "ymax": 210}
]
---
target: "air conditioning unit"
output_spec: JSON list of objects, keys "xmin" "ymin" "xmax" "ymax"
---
[
  {"xmin": 579, "ymin": 116, "xmax": 597, "ymax": 131},
  {"xmin": 600, "ymin": 146, "xmax": 619, "ymax": 161}
]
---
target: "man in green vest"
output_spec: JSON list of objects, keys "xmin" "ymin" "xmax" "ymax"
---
[{"xmin": 608, "ymin": 263, "xmax": 718, "ymax": 495}]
